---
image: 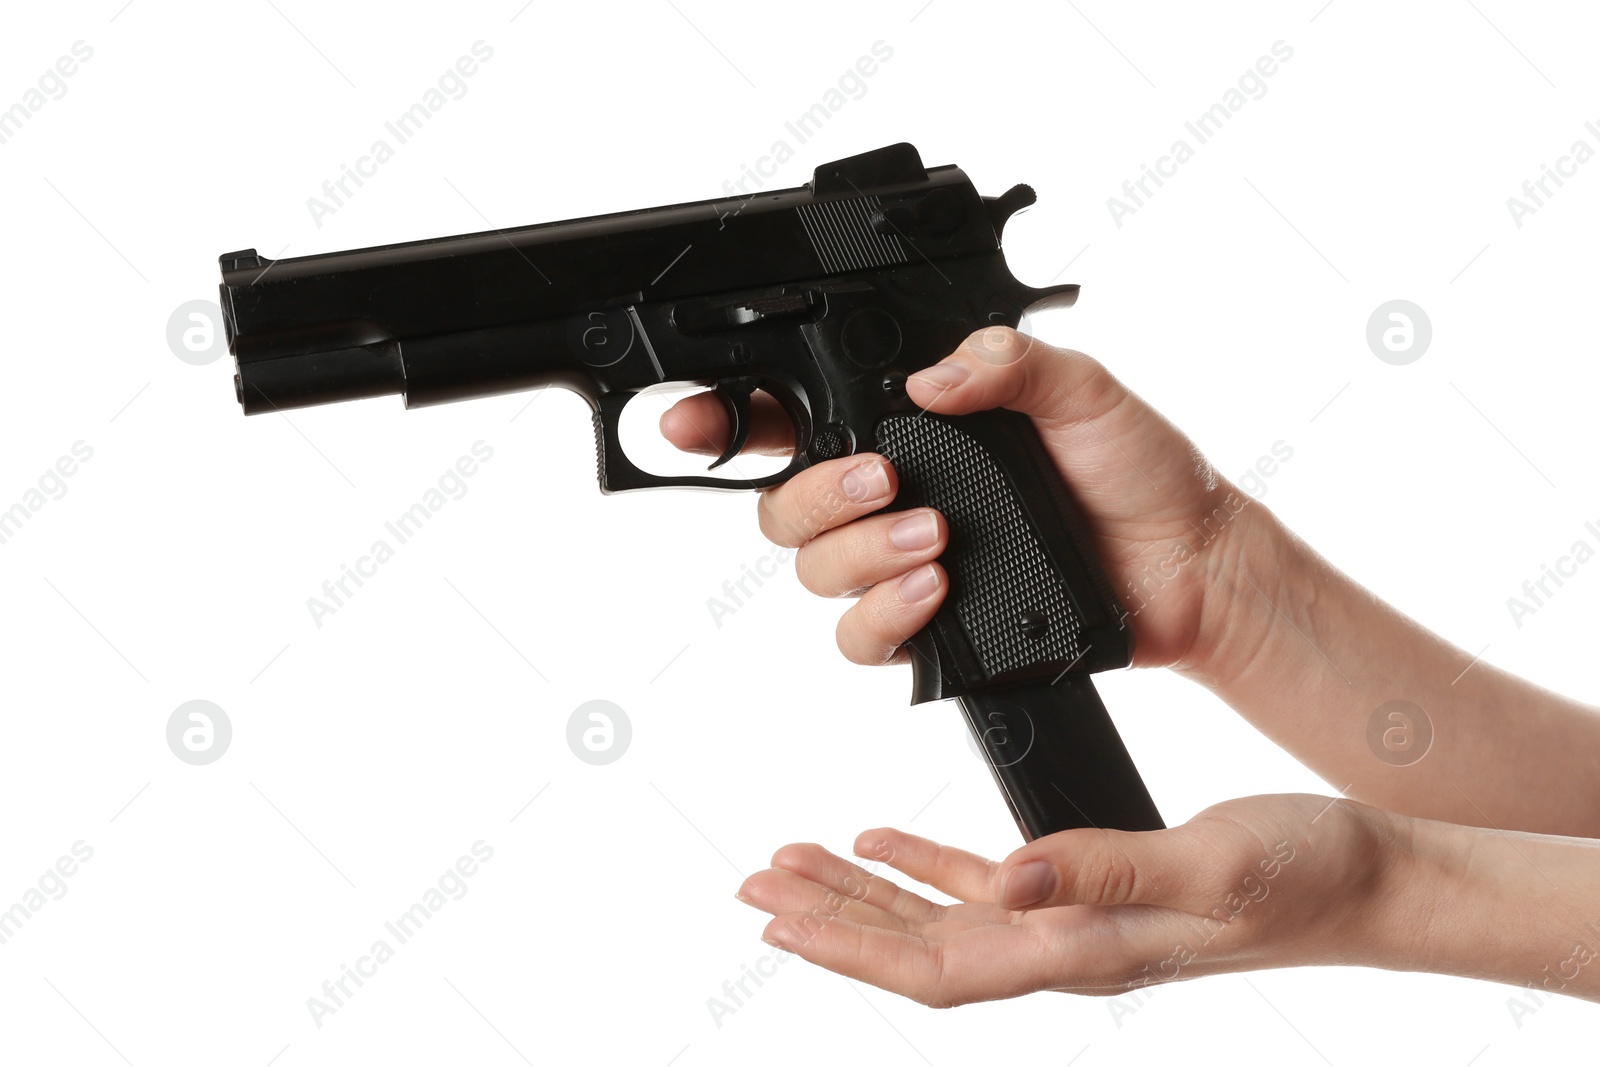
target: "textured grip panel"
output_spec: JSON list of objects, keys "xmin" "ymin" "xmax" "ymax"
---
[{"xmin": 877, "ymin": 415, "xmax": 1084, "ymax": 678}]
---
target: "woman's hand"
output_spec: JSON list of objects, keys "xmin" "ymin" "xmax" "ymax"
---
[
  {"xmin": 737, "ymin": 794, "xmax": 1410, "ymax": 1006},
  {"xmin": 662, "ymin": 327, "xmax": 1600, "ymax": 837},
  {"xmin": 660, "ymin": 326, "xmax": 1268, "ymax": 677},
  {"xmin": 740, "ymin": 791, "xmax": 1600, "ymax": 1007}
]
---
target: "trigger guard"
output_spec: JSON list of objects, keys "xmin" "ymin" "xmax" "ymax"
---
[{"xmin": 590, "ymin": 388, "xmax": 807, "ymax": 493}]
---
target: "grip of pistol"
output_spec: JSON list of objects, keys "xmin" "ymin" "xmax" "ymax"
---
[{"xmin": 875, "ymin": 407, "xmax": 1163, "ymax": 835}]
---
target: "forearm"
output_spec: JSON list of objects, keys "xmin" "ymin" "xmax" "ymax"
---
[
  {"xmin": 1180, "ymin": 493, "xmax": 1600, "ymax": 837},
  {"xmin": 1382, "ymin": 809, "xmax": 1600, "ymax": 1000}
]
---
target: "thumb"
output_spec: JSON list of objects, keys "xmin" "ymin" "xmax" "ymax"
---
[
  {"xmin": 905, "ymin": 326, "xmax": 1128, "ymax": 430},
  {"xmin": 993, "ymin": 823, "xmax": 1245, "ymax": 914}
]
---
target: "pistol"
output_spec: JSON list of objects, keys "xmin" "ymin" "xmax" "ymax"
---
[{"xmin": 219, "ymin": 142, "xmax": 1164, "ymax": 839}]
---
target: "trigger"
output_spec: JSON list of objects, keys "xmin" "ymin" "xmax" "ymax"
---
[{"xmin": 708, "ymin": 378, "xmax": 757, "ymax": 470}]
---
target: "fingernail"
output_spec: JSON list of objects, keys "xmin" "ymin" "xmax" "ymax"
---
[
  {"xmin": 1002, "ymin": 860, "xmax": 1058, "ymax": 909},
  {"xmin": 761, "ymin": 936, "xmax": 785, "ymax": 949},
  {"xmin": 842, "ymin": 459, "xmax": 890, "ymax": 503},
  {"xmin": 898, "ymin": 564, "xmax": 940, "ymax": 603},
  {"xmin": 734, "ymin": 890, "xmax": 753, "ymax": 905},
  {"xmin": 889, "ymin": 511, "xmax": 938, "ymax": 551},
  {"xmin": 909, "ymin": 363, "xmax": 970, "ymax": 391}
]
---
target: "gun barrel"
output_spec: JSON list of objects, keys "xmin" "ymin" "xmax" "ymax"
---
[{"xmin": 221, "ymin": 145, "xmax": 993, "ymax": 414}]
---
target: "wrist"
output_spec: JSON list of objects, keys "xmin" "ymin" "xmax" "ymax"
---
[
  {"xmin": 1340, "ymin": 805, "xmax": 1446, "ymax": 971},
  {"xmin": 1172, "ymin": 484, "xmax": 1306, "ymax": 689},
  {"xmin": 1277, "ymin": 799, "xmax": 1426, "ymax": 972}
]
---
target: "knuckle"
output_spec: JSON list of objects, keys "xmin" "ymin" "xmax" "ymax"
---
[
  {"xmin": 965, "ymin": 325, "xmax": 1030, "ymax": 367},
  {"xmin": 834, "ymin": 622, "xmax": 872, "ymax": 665},
  {"xmin": 791, "ymin": 543, "xmax": 833, "ymax": 596},
  {"xmin": 794, "ymin": 531, "xmax": 870, "ymax": 598},
  {"xmin": 983, "ymin": 858, "xmax": 1008, "ymax": 901},
  {"xmin": 756, "ymin": 457, "xmax": 896, "ymax": 548},
  {"xmin": 810, "ymin": 518, "xmax": 927, "ymax": 597},
  {"xmin": 1071, "ymin": 848, "xmax": 1141, "ymax": 907},
  {"xmin": 1056, "ymin": 344, "xmax": 1106, "ymax": 376},
  {"xmin": 835, "ymin": 607, "xmax": 894, "ymax": 666},
  {"xmin": 755, "ymin": 461, "xmax": 840, "ymax": 546},
  {"xmin": 834, "ymin": 613, "xmax": 865, "ymax": 664},
  {"xmin": 821, "ymin": 889, "xmax": 851, "ymax": 914},
  {"xmin": 860, "ymin": 588, "xmax": 911, "ymax": 638},
  {"xmin": 1054, "ymin": 348, "xmax": 1126, "ymax": 415},
  {"xmin": 1191, "ymin": 813, "xmax": 1278, "ymax": 901},
  {"xmin": 758, "ymin": 499, "xmax": 820, "ymax": 549},
  {"xmin": 755, "ymin": 490, "xmax": 803, "ymax": 548},
  {"xmin": 980, "ymin": 858, "xmax": 1001, "ymax": 898}
]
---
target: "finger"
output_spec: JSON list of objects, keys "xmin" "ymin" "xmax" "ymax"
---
[
  {"xmin": 767, "ymin": 841, "xmax": 944, "ymax": 923},
  {"xmin": 794, "ymin": 508, "xmax": 946, "ymax": 598},
  {"xmin": 763, "ymin": 912, "xmax": 1054, "ymax": 1007},
  {"xmin": 905, "ymin": 327, "xmax": 1128, "ymax": 429},
  {"xmin": 853, "ymin": 827, "xmax": 999, "ymax": 904},
  {"xmin": 755, "ymin": 454, "xmax": 897, "ymax": 548},
  {"xmin": 736, "ymin": 867, "xmax": 914, "ymax": 933},
  {"xmin": 658, "ymin": 390, "xmax": 796, "ymax": 457},
  {"xmin": 993, "ymin": 823, "xmax": 1251, "ymax": 914},
  {"xmin": 834, "ymin": 563, "xmax": 947, "ymax": 666}
]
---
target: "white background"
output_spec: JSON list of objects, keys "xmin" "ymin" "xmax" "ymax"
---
[{"xmin": 1, "ymin": 0, "xmax": 1597, "ymax": 1063}]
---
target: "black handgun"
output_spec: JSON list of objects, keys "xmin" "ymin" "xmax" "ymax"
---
[{"xmin": 219, "ymin": 142, "xmax": 1164, "ymax": 839}]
